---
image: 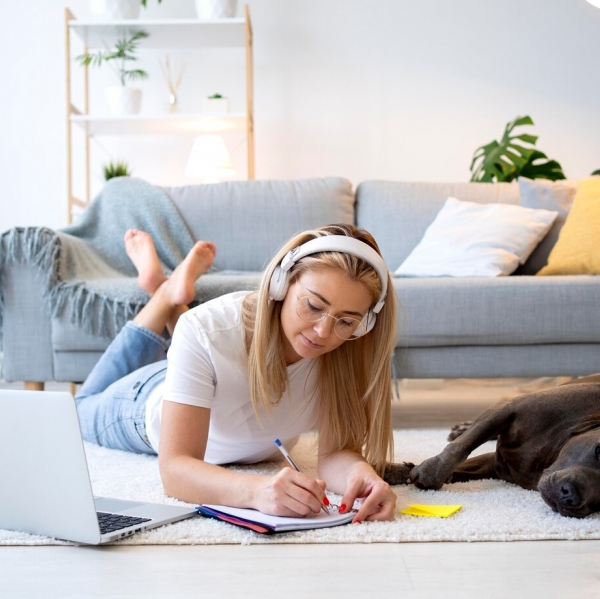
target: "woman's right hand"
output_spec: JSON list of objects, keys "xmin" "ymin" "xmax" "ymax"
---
[{"xmin": 253, "ymin": 467, "xmax": 327, "ymax": 517}]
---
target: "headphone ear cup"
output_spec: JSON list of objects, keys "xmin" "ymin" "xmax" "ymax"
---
[
  {"xmin": 268, "ymin": 265, "xmax": 291, "ymax": 301},
  {"xmin": 353, "ymin": 311, "xmax": 376, "ymax": 337}
]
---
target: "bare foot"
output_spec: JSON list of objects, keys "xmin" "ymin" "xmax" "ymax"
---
[
  {"xmin": 124, "ymin": 229, "xmax": 167, "ymax": 294},
  {"xmin": 162, "ymin": 241, "xmax": 217, "ymax": 306}
]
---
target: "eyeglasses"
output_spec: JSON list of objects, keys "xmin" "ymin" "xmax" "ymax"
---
[{"xmin": 295, "ymin": 296, "xmax": 367, "ymax": 340}]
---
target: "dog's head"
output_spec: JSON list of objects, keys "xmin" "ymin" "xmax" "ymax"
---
[{"xmin": 538, "ymin": 429, "xmax": 600, "ymax": 518}]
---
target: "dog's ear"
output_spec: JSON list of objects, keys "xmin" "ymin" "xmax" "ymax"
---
[{"xmin": 571, "ymin": 412, "xmax": 600, "ymax": 436}]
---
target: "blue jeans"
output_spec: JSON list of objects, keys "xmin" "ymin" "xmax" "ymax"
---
[{"xmin": 76, "ymin": 321, "xmax": 169, "ymax": 455}]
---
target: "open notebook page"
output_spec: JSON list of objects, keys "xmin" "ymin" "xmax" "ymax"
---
[{"xmin": 197, "ymin": 504, "xmax": 355, "ymax": 533}]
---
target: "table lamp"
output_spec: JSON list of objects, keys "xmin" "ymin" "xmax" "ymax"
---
[{"xmin": 184, "ymin": 135, "xmax": 236, "ymax": 183}]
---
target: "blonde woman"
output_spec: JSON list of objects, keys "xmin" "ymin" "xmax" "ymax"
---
[{"xmin": 76, "ymin": 224, "xmax": 398, "ymax": 523}]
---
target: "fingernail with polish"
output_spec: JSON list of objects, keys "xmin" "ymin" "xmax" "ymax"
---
[
  {"xmin": 339, "ymin": 503, "xmax": 347, "ymax": 513},
  {"xmin": 323, "ymin": 496, "xmax": 330, "ymax": 506},
  {"xmin": 352, "ymin": 519, "xmax": 361, "ymax": 524}
]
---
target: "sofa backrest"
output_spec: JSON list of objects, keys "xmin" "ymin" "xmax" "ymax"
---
[
  {"xmin": 355, "ymin": 181, "xmax": 520, "ymax": 271},
  {"xmin": 164, "ymin": 177, "xmax": 355, "ymax": 271}
]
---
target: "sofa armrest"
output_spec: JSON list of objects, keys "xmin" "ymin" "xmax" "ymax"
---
[{"xmin": 1, "ymin": 261, "xmax": 54, "ymax": 382}]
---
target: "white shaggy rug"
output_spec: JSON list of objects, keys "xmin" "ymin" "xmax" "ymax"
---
[{"xmin": 2, "ymin": 429, "xmax": 599, "ymax": 545}]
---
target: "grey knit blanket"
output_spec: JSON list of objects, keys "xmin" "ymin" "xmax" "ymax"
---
[{"xmin": 0, "ymin": 177, "xmax": 196, "ymax": 341}]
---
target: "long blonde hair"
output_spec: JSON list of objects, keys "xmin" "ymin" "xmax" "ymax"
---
[{"xmin": 241, "ymin": 224, "xmax": 397, "ymax": 475}]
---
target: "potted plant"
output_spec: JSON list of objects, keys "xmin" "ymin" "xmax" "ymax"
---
[
  {"xmin": 77, "ymin": 30, "xmax": 149, "ymax": 116},
  {"xmin": 103, "ymin": 160, "xmax": 132, "ymax": 180},
  {"xmin": 470, "ymin": 115, "xmax": 566, "ymax": 182},
  {"xmin": 203, "ymin": 93, "xmax": 229, "ymax": 113}
]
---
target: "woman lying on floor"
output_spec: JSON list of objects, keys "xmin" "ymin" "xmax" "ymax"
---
[{"xmin": 76, "ymin": 223, "xmax": 398, "ymax": 523}]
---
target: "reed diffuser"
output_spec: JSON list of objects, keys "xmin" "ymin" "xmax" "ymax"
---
[{"xmin": 159, "ymin": 54, "xmax": 186, "ymax": 113}]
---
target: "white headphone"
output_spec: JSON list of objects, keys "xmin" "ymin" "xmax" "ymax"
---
[{"xmin": 268, "ymin": 235, "xmax": 389, "ymax": 336}]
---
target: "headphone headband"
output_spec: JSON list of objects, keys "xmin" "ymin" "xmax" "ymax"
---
[{"xmin": 272, "ymin": 235, "xmax": 388, "ymax": 313}]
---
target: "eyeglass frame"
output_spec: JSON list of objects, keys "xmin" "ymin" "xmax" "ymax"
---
[{"xmin": 294, "ymin": 295, "xmax": 368, "ymax": 340}]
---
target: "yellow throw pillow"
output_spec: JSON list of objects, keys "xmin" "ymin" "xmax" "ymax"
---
[{"xmin": 537, "ymin": 177, "xmax": 600, "ymax": 275}]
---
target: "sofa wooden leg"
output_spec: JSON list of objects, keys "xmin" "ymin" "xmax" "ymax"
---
[{"xmin": 24, "ymin": 381, "xmax": 45, "ymax": 391}]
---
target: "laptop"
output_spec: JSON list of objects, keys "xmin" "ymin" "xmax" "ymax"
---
[{"xmin": 0, "ymin": 390, "xmax": 196, "ymax": 545}]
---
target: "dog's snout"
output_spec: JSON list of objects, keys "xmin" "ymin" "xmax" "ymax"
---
[{"xmin": 559, "ymin": 482, "xmax": 580, "ymax": 507}]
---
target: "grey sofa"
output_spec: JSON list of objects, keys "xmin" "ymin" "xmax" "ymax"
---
[{"xmin": 2, "ymin": 177, "xmax": 599, "ymax": 387}]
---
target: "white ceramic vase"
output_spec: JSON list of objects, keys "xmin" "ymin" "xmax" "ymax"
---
[
  {"xmin": 105, "ymin": 86, "xmax": 142, "ymax": 115},
  {"xmin": 203, "ymin": 97, "xmax": 229, "ymax": 113},
  {"xmin": 90, "ymin": 0, "xmax": 141, "ymax": 20},
  {"xmin": 195, "ymin": 0, "xmax": 238, "ymax": 19}
]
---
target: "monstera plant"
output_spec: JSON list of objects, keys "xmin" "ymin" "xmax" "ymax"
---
[{"xmin": 470, "ymin": 115, "xmax": 566, "ymax": 183}]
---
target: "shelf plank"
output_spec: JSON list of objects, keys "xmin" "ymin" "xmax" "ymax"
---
[
  {"xmin": 70, "ymin": 113, "xmax": 247, "ymax": 135},
  {"xmin": 69, "ymin": 19, "xmax": 246, "ymax": 48}
]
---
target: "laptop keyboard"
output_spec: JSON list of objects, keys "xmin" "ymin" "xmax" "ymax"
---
[{"xmin": 97, "ymin": 511, "xmax": 151, "ymax": 534}]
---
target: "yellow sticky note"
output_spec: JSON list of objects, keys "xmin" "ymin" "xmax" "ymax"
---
[{"xmin": 400, "ymin": 504, "xmax": 462, "ymax": 518}]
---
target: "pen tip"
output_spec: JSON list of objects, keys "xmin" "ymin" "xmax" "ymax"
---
[{"xmin": 274, "ymin": 439, "xmax": 281, "ymax": 446}]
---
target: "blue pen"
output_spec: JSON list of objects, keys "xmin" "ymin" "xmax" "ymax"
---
[{"xmin": 274, "ymin": 438, "xmax": 330, "ymax": 515}]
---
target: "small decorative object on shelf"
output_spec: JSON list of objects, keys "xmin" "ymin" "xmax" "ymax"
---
[
  {"xmin": 103, "ymin": 159, "xmax": 132, "ymax": 180},
  {"xmin": 203, "ymin": 93, "xmax": 229, "ymax": 113},
  {"xmin": 76, "ymin": 30, "xmax": 149, "ymax": 116},
  {"xmin": 159, "ymin": 54, "xmax": 186, "ymax": 114},
  {"xmin": 90, "ymin": 0, "xmax": 141, "ymax": 20},
  {"xmin": 195, "ymin": 0, "xmax": 238, "ymax": 20}
]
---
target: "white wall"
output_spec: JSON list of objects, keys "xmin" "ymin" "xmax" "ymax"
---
[{"xmin": 1, "ymin": 0, "xmax": 599, "ymax": 231}]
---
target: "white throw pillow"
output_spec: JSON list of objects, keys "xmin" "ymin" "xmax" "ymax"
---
[{"xmin": 394, "ymin": 197, "xmax": 558, "ymax": 277}]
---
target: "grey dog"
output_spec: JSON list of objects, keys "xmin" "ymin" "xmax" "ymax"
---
[{"xmin": 384, "ymin": 375, "xmax": 600, "ymax": 518}]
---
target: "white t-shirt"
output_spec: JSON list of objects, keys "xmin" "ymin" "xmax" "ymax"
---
[{"xmin": 145, "ymin": 291, "xmax": 320, "ymax": 464}]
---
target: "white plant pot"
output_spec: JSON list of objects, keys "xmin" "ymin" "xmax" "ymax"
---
[
  {"xmin": 203, "ymin": 97, "xmax": 230, "ymax": 113},
  {"xmin": 195, "ymin": 0, "xmax": 238, "ymax": 19},
  {"xmin": 90, "ymin": 0, "xmax": 141, "ymax": 20},
  {"xmin": 105, "ymin": 86, "xmax": 142, "ymax": 115}
]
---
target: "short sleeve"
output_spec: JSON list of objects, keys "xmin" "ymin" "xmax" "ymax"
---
[{"xmin": 163, "ymin": 312, "xmax": 216, "ymax": 409}]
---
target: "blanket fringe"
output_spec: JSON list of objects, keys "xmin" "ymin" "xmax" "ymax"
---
[{"xmin": 0, "ymin": 227, "xmax": 144, "ymax": 348}]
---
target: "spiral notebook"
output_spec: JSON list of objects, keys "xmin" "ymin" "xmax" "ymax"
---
[{"xmin": 197, "ymin": 504, "xmax": 355, "ymax": 534}]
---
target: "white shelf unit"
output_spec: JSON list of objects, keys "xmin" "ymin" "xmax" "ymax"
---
[{"xmin": 65, "ymin": 8, "xmax": 254, "ymax": 223}]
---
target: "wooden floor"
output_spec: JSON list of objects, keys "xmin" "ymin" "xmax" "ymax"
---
[{"xmin": 1, "ymin": 377, "xmax": 598, "ymax": 599}]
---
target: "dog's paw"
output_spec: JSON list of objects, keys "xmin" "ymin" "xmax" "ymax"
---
[
  {"xmin": 410, "ymin": 456, "xmax": 453, "ymax": 490},
  {"xmin": 383, "ymin": 462, "xmax": 415, "ymax": 485},
  {"xmin": 447, "ymin": 420, "xmax": 474, "ymax": 442}
]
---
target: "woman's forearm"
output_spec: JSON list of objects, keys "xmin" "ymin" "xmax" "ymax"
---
[{"xmin": 159, "ymin": 454, "xmax": 268, "ymax": 507}]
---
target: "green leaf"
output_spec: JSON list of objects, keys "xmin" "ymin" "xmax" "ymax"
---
[
  {"xmin": 520, "ymin": 151, "xmax": 566, "ymax": 181},
  {"xmin": 76, "ymin": 30, "xmax": 150, "ymax": 82},
  {"xmin": 592, "ymin": 169, "xmax": 600, "ymax": 176},
  {"xmin": 124, "ymin": 69, "xmax": 149, "ymax": 83},
  {"xmin": 469, "ymin": 115, "xmax": 566, "ymax": 183},
  {"xmin": 103, "ymin": 160, "xmax": 131, "ymax": 181}
]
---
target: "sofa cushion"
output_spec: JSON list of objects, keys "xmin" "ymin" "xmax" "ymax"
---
[
  {"xmin": 355, "ymin": 181, "xmax": 520, "ymax": 269},
  {"xmin": 516, "ymin": 177, "xmax": 578, "ymax": 275},
  {"xmin": 164, "ymin": 178, "xmax": 355, "ymax": 272},
  {"xmin": 393, "ymin": 275, "xmax": 600, "ymax": 347},
  {"xmin": 538, "ymin": 177, "xmax": 600, "ymax": 276},
  {"xmin": 394, "ymin": 197, "xmax": 557, "ymax": 277}
]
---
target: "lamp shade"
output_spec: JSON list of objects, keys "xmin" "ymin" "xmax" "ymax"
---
[
  {"xmin": 184, "ymin": 135, "xmax": 235, "ymax": 180},
  {"xmin": 587, "ymin": 0, "xmax": 600, "ymax": 7}
]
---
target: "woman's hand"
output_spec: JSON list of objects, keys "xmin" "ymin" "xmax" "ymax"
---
[
  {"xmin": 253, "ymin": 467, "xmax": 327, "ymax": 517},
  {"xmin": 338, "ymin": 461, "xmax": 397, "ymax": 523}
]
